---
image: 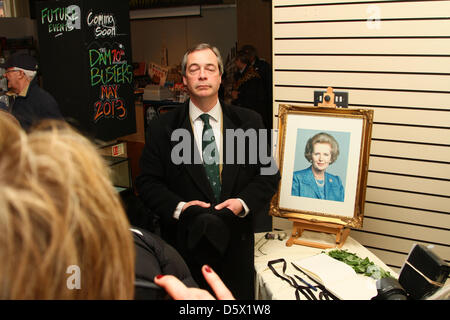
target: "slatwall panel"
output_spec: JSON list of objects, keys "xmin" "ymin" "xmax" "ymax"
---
[{"xmin": 272, "ymin": 0, "xmax": 450, "ymax": 274}]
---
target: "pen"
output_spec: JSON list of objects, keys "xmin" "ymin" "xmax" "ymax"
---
[{"xmin": 294, "ymin": 274, "xmax": 317, "ymax": 291}]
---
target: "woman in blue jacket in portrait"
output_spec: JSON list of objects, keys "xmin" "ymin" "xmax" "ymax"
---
[{"xmin": 292, "ymin": 132, "xmax": 345, "ymax": 202}]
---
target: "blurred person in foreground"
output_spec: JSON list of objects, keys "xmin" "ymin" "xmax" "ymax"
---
[
  {"xmin": 0, "ymin": 111, "xmax": 232, "ymax": 300},
  {"xmin": 0, "ymin": 113, "xmax": 133, "ymax": 299},
  {"xmin": 239, "ymin": 45, "xmax": 272, "ymax": 128}
]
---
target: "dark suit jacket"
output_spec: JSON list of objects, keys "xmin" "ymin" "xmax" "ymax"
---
[{"xmin": 136, "ymin": 100, "xmax": 280, "ymax": 299}]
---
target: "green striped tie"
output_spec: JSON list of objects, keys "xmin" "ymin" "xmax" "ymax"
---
[{"xmin": 200, "ymin": 114, "xmax": 221, "ymax": 201}]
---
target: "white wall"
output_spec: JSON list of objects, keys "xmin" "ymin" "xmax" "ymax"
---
[
  {"xmin": 272, "ymin": 0, "xmax": 450, "ymax": 273},
  {"xmin": 130, "ymin": 5, "xmax": 237, "ymax": 67}
]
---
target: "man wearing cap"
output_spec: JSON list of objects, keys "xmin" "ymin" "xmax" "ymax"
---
[
  {"xmin": 136, "ymin": 43, "xmax": 280, "ymax": 300},
  {"xmin": 1, "ymin": 53, "xmax": 62, "ymax": 130}
]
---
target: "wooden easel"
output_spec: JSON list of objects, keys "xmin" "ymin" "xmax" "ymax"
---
[
  {"xmin": 284, "ymin": 87, "xmax": 346, "ymax": 249},
  {"xmin": 286, "ymin": 218, "xmax": 350, "ymax": 249}
]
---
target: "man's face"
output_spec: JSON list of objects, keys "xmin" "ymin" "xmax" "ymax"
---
[
  {"xmin": 183, "ymin": 48, "xmax": 221, "ymax": 102},
  {"xmin": 4, "ymin": 68, "xmax": 22, "ymax": 94}
]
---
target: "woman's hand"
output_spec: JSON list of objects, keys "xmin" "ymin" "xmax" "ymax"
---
[{"xmin": 154, "ymin": 265, "xmax": 235, "ymax": 300}]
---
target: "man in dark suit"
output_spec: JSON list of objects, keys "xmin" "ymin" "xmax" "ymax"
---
[{"xmin": 136, "ymin": 43, "xmax": 280, "ymax": 299}]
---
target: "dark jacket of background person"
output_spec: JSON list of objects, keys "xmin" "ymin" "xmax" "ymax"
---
[
  {"xmin": 11, "ymin": 77, "xmax": 62, "ymax": 130},
  {"xmin": 252, "ymin": 56, "xmax": 272, "ymax": 128},
  {"xmin": 239, "ymin": 45, "xmax": 273, "ymax": 129},
  {"xmin": 0, "ymin": 117, "xmax": 135, "ymax": 299},
  {"xmin": 136, "ymin": 100, "xmax": 280, "ymax": 299},
  {"xmin": 232, "ymin": 65, "xmax": 268, "ymax": 128}
]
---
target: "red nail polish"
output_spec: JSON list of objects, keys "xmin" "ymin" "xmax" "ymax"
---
[
  {"xmin": 204, "ymin": 265, "xmax": 212, "ymax": 273},
  {"xmin": 156, "ymin": 274, "xmax": 164, "ymax": 279}
]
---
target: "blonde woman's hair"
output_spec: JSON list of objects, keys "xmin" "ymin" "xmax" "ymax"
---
[{"xmin": 0, "ymin": 116, "xmax": 135, "ymax": 299}]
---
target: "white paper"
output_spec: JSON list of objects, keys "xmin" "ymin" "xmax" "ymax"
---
[{"xmin": 295, "ymin": 253, "xmax": 377, "ymax": 300}]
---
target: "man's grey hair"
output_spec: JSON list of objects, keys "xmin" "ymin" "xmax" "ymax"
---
[
  {"xmin": 181, "ymin": 43, "xmax": 224, "ymax": 76},
  {"xmin": 16, "ymin": 68, "xmax": 37, "ymax": 81}
]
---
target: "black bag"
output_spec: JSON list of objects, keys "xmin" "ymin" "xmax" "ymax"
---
[{"xmin": 132, "ymin": 227, "xmax": 198, "ymax": 300}]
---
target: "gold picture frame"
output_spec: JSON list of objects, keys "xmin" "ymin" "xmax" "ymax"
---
[{"xmin": 270, "ymin": 104, "xmax": 374, "ymax": 229}]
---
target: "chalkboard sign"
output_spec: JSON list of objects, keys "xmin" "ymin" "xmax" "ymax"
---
[{"xmin": 36, "ymin": 0, "xmax": 136, "ymax": 141}]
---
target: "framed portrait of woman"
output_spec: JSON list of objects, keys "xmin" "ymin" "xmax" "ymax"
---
[{"xmin": 270, "ymin": 104, "xmax": 374, "ymax": 229}]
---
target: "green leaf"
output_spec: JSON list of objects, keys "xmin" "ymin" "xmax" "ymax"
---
[{"xmin": 326, "ymin": 249, "xmax": 393, "ymax": 279}]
